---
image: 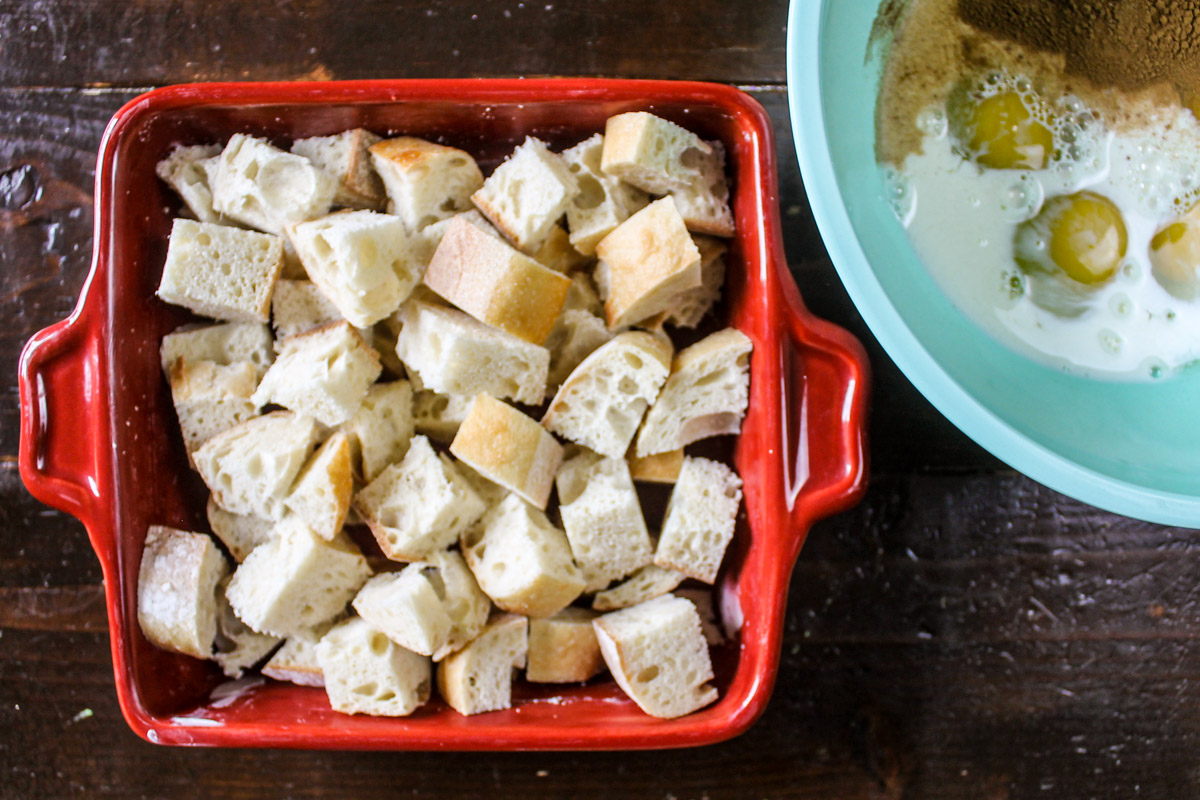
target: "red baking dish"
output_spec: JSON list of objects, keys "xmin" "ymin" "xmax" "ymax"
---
[{"xmin": 18, "ymin": 79, "xmax": 869, "ymax": 750}]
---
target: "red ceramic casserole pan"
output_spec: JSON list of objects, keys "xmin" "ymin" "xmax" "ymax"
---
[{"xmin": 18, "ymin": 79, "xmax": 869, "ymax": 750}]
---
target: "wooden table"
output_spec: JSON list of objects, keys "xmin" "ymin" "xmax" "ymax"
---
[{"xmin": 2, "ymin": 2, "xmax": 1194, "ymax": 797}]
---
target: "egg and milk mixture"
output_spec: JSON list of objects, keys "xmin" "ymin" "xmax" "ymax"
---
[{"xmin": 877, "ymin": 0, "xmax": 1200, "ymax": 380}]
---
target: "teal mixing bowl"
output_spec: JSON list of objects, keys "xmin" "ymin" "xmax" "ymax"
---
[{"xmin": 787, "ymin": 0, "xmax": 1200, "ymax": 526}]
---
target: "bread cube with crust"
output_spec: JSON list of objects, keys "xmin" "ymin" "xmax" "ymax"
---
[
  {"xmin": 543, "ymin": 308, "xmax": 613, "ymax": 397},
  {"xmin": 594, "ymin": 197, "xmax": 702, "ymax": 328},
  {"xmin": 251, "ymin": 321, "xmax": 382, "ymax": 427},
  {"xmin": 270, "ymin": 279, "xmax": 344, "ymax": 339},
  {"xmin": 369, "ymin": 136, "xmax": 484, "ymax": 232},
  {"xmin": 437, "ymin": 613, "xmax": 529, "ymax": 715},
  {"xmin": 460, "ymin": 494, "xmax": 584, "ymax": 617},
  {"xmin": 206, "ymin": 498, "xmax": 273, "ymax": 563},
  {"xmin": 343, "ymin": 380, "xmax": 414, "ymax": 482},
  {"xmin": 226, "ymin": 517, "xmax": 370, "ymax": 637},
  {"xmin": 211, "ymin": 134, "xmax": 336, "ymax": 234},
  {"xmin": 451, "ymin": 394, "xmax": 563, "ymax": 509},
  {"xmin": 156, "ymin": 143, "xmax": 226, "ymax": 224},
  {"xmin": 592, "ymin": 565, "xmax": 685, "ymax": 612},
  {"xmin": 411, "ymin": 386, "xmax": 473, "ymax": 445},
  {"xmin": 600, "ymin": 111, "xmax": 713, "ymax": 194},
  {"xmin": 157, "ymin": 218, "xmax": 284, "ymax": 323},
  {"xmin": 664, "ymin": 235, "xmax": 727, "ymax": 329},
  {"xmin": 194, "ymin": 411, "xmax": 320, "ymax": 520},
  {"xmin": 262, "ymin": 620, "xmax": 336, "ymax": 687},
  {"xmin": 471, "ymin": 136, "xmax": 580, "ymax": 252},
  {"xmin": 526, "ymin": 607, "xmax": 605, "ymax": 684},
  {"xmin": 317, "ymin": 617, "xmax": 432, "ymax": 717},
  {"xmin": 653, "ymin": 456, "xmax": 743, "ymax": 584},
  {"xmin": 354, "ymin": 435, "xmax": 487, "ymax": 562},
  {"xmin": 423, "ymin": 213, "xmax": 572, "ymax": 345},
  {"xmin": 168, "ymin": 358, "xmax": 260, "ymax": 458},
  {"xmin": 136, "ymin": 525, "xmax": 229, "ymax": 659},
  {"xmin": 529, "ymin": 222, "xmax": 590, "ymax": 272},
  {"xmin": 669, "ymin": 140, "xmax": 735, "ymax": 237},
  {"xmin": 593, "ymin": 594, "xmax": 717, "ymax": 719},
  {"xmin": 561, "ymin": 133, "xmax": 649, "ymax": 256},
  {"xmin": 161, "ymin": 322, "xmax": 274, "ymax": 379},
  {"xmin": 291, "ymin": 210, "xmax": 424, "ymax": 328},
  {"xmin": 627, "ymin": 447, "xmax": 683, "ymax": 484},
  {"xmin": 285, "ymin": 430, "xmax": 354, "ymax": 540},
  {"xmin": 291, "ymin": 128, "xmax": 385, "ymax": 210},
  {"xmin": 396, "ymin": 300, "xmax": 549, "ymax": 406},
  {"xmin": 213, "ymin": 576, "xmax": 281, "ymax": 678}
]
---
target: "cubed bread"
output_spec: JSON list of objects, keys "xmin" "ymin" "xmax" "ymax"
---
[
  {"xmin": 226, "ymin": 517, "xmax": 371, "ymax": 637},
  {"xmin": 451, "ymin": 394, "xmax": 563, "ymax": 509},
  {"xmin": 543, "ymin": 308, "xmax": 613, "ymax": 397},
  {"xmin": 194, "ymin": 411, "xmax": 320, "ymax": 520},
  {"xmin": 206, "ymin": 497, "xmax": 273, "ymax": 563},
  {"xmin": 541, "ymin": 332, "xmax": 672, "ymax": 459},
  {"xmin": 564, "ymin": 269, "xmax": 604, "ymax": 317},
  {"xmin": 600, "ymin": 111, "xmax": 713, "ymax": 194},
  {"xmin": 344, "ymin": 380, "xmax": 414, "ymax": 482},
  {"xmin": 436, "ymin": 613, "xmax": 528, "ymax": 715},
  {"xmin": 653, "ymin": 457, "xmax": 743, "ymax": 584},
  {"xmin": 160, "ymin": 322, "xmax": 274, "ymax": 379},
  {"xmin": 369, "ymin": 136, "xmax": 484, "ymax": 232},
  {"xmin": 167, "ymin": 359, "xmax": 260, "ymax": 458},
  {"xmin": 675, "ymin": 587, "xmax": 725, "ymax": 646},
  {"xmin": 635, "ymin": 328, "xmax": 753, "ymax": 456},
  {"xmin": 213, "ymin": 576, "xmax": 281, "ymax": 678},
  {"xmin": 136, "ymin": 525, "xmax": 229, "ymax": 659},
  {"xmin": 396, "ymin": 300, "xmax": 549, "ymax": 406},
  {"xmin": 454, "ymin": 460, "xmax": 510, "ymax": 510},
  {"xmin": 251, "ymin": 321, "xmax": 382, "ymax": 427},
  {"xmin": 555, "ymin": 451, "xmax": 654, "ymax": 592},
  {"xmin": 669, "ymin": 140, "xmax": 735, "ymax": 237},
  {"xmin": 285, "ymin": 430, "xmax": 353, "ymax": 540},
  {"xmin": 156, "ymin": 143, "xmax": 225, "ymax": 224},
  {"xmin": 592, "ymin": 565, "xmax": 685, "ymax": 612},
  {"xmin": 354, "ymin": 435, "xmax": 487, "ymax": 562},
  {"xmin": 561, "ymin": 133, "xmax": 649, "ymax": 255},
  {"xmin": 592, "ymin": 594, "xmax": 717, "ymax": 719},
  {"xmin": 471, "ymin": 136, "xmax": 580, "ymax": 252},
  {"xmin": 317, "ymin": 617, "xmax": 432, "ymax": 717},
  {"xmin": 529, "ymin": 223, "xmax": 589, "ymax": 272},
  {"xmin": 211, "ymin": 134, "xmax": 336, "ymax": 234},
  {"xmin": 291, "ymin": 128, "xmax": 385, "ymax": 209},
  {"xmin": 664, "ymin": 235, "xmax": 727, "ymax": 329},
  {"xmin": 460, "ymin": 494, "xmax": 584, "ymax": 617},
  {"xmin": 262, "ymin": 620, "xmax": 336, "ymax": 687},
  {"xmin": 157, "ymin": 218, "xmax": 284, "ymax": 323},
  {"xmin": 422, "ymin": 213, "xmax": 572, "ymax": 345},
  {"xmin": 411, "ymin": 387, "xmax": 473, "ymax": 444},
  {"xmin": 291, "ymin": 210, "xmax": 424, "ymax": 328},
  {"xmin": 627, "ymin": 447, "xmax": 684, "ymax": 484},
  {"xmin": 594, "ymin": 197, "xmax": 702, "ymax": 328},
  {"xmin": 270, "ymin": 279, "xmax": 345, "ymax": 339},
  {"xmin": 526, "ymin": 607, "xmax": 605, "ymax": 684}
]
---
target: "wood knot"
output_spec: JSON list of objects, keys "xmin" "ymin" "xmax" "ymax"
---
[{"xmin": 0, "ymin": 163, "xmax": 40, "ymax": 212}]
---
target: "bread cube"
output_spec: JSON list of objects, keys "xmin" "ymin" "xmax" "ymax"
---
[
  {"xmin": 675, "ymin": 587, "xmax": 725, "ymax": 646},
  {"xmin": 285, "ymin": 430, "xmax": 353, "ymax": 540},
  {"xmin": 561, "ymin": 133, "xmax": 649, "ymax": 256},
  {"xmin": 354, "ymin": 435, "xmax": 487, "ymax": 562},
  {"xmin": 157, "ymin": 218, "xmax": 285, "ymax": 323},
  {"xmin": 262, "ymin": 620, "xmax": 336, "ymax": 687},
  {"xmin": 529, "ymin": 223, "xmax": 590, "ymax": 272},
  {"xmin": 211, "ymin": 134, "xmax": 335, "ymax": 234},
  {"xmin": 344, "ymin": 380, "xmax": 414, "ymax": 482},
  {"xmin": 423, "ymin": 213, "xmax": 572, "ymax": 345},
  {"xmin": 291, "ymin": 128, "xmax": 385, "ymax": 210},
  {"xmin": 270, "ymin": 279, "xmax": 344, "ymax": 339},
  {"xmin": 136, "ymin": 525, "xmax": 229, "ymax": 659},
  {"xmin": 161, "ymin": 321, "xmax": 274, "ymax": 379},
  {"xmin": 168, "ymin": 359, "xmax": 260, "ymax": 458},
  {"xmin": 471, "ymin": 136, "xmax": 580, "ymax": 252},
  {"xmin": 592, "ymin": 565, "xmax": 685, "ymax": 612},
  {"xmin": 555, "ymin": 451, "xmax": 654, "ymax": 592},
  {"xmin": 369, "ymin": 136, "xmax": 484, "ymax": 232},
  {"xmin": 526, "ymin": 607, "xmax": 605, "ymax": 684},
  {"xmin": 396, "ymin": 300, "xmax": 549, "ymax": 406},
  {"xmin": 600, "ymin": 111, "xmax": 713, "ymax": 194},
  {"xmin": 226, "ymin": 517, "xmax": 370, "ymax": 637},
  {"xmin": 635, "ymin": 328, "xmax": 753, "ymax": 456},
  {"xmin": 451, "ymin": 394, "xmax": 563, "ymax": 509},
  {"xmin": 627, "ymin": 447, "xmax": 683, "ymax": 484},
  {"xmin": 156, "ymin": 143, "xmax": 225, "ymax": 224},
  {"xmin": 213, "ymin": 576, "xmax": 281, "ymax": 678},
  {"xmin": 291, "ymin": 210, "xmax": 424, "ymax": 328},
  {"xmin": 460, "ymin": 494, "xmax": 584, "ymax": 617},
  {"xmin": 251, "ymin": 321, "xmax": 382, "ymax": 427},
  {"xmin": 594, "ymin": 197, "xmax": 702, "ymax": 328},
  {"xmin": 653, "ymin": 457, "xmax": 743, "ymax": 584},
  {"xmin": 593, "ymin": 594, "xmax": 717, "ymax": 719},
  {"xmin": 665, "ymin": 235, "xmax": 727, "ymax": 329},
  {"xmin": 194, "ymin": 411, "xmax": 320, "ymax": 520},
  {"xmin": 436, "ymin": 613, "xmax": 528, "ymax": 715},
  {"xmin": 317, "ymin": 617, "xmax": 432, "ymax": 717},
  {"xmin": 669, "ymin": 140, "xmax": 734, "ymax": 238},
  {"xmin": 544, "ymin": 308, "xmax": 612, "ymax": 397},
  {"xmin": 542, "ymin": 332, "xmax": 672, "ymax": 459},
  {"xmin": 411, "ymin": 387, "xmax": 473, "ymax": 444},
  {"xmin": 205, "ymin": 498, "xmax": 273, "ymax": 564}
]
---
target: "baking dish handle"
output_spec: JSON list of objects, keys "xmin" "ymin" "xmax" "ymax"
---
[
  {"xmin": 18, "ymin": 312, "xmax": 102, "ymax": 528},
  {"xmin": 777, "ymin": 285, "xmax": 871, "ymax": 564}
]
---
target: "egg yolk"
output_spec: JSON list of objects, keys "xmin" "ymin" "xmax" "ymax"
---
[
  {"xmin": 964, "ymin": 91, "xmax": 1054, "ymax": 170},
  {"xmin": 1016, "ymin": 191, "xmax": 1127, "ymax": 286},
  {"xmin": 1149, "ymin": 203, "xmax": 1200, "ymax": 299}
]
